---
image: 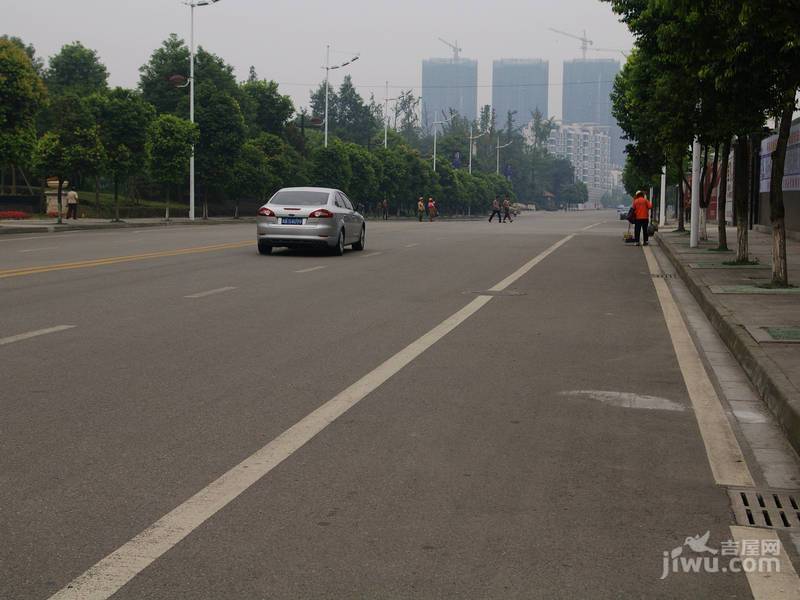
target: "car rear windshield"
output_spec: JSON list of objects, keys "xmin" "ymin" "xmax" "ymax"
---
[{"xmin": 268, "ymin": 191, "xmax": 330, "ymax": 206}]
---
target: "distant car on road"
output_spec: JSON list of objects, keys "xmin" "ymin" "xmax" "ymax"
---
[
  {"xmin": 256, "ymin": 187, "xmax": 365, "ymax": 256},
  {"xmin": 617, "ymin": 204, "xmax": 629, "ymax": 220}
]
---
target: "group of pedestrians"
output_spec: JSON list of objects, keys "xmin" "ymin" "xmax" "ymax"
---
[
  {"xmin": 417, "ymin": 196, "xmax": 438, "ymax": 222},
  {"xmin": 488, "ymin": 195, "xmax": 514, "ymax": 223}
]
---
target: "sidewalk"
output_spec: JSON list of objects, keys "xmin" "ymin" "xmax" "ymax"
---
[
  {"xmin": 656, "ymin": 226, "xmax": 800, "ymax": 454},
  {"xmin": 0, "ymin": 216, "xmax": 256, "ymax": 235}
]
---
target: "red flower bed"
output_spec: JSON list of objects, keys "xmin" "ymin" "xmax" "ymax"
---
[{"xmin": 0, "ymin": 210, "xmax": 32, "ymax": 220}]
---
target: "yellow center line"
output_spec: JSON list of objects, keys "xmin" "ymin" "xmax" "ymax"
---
[{"xmin": 0, "ymin": 240, "xmax": 253, "ymax": 279}]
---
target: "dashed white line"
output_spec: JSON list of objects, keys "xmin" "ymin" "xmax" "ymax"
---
[
  {"xmin": 295, "ymin": 266, "xmax": 326, "ymax": 274},
  {"xmin": 362, "ymin": 251, "xmax": 383, "ymax": 257},
  {"xmin": 18, "ymin": 246, "xmax": 58, "ymax": 253},
  {"xmin": 405, "ymin": 243, "xmax": 420, "ymax": 248},
  {"xmin": 0, "ymin": 325, "xmax": 75, "ymax": 347},
  {"xmin": 184, "ymin": 286, "xmax": 237, "ymax": 299},
  {"xmin": 46, "ymin": 232, "xmax": 578, "ymax": 600}
]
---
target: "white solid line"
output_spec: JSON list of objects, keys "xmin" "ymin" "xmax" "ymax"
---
[
  {"xmin": 0, "ymin": 325, "xmax": 75, "ymax": 347},
  {"xmin": 295, "ymin": 266, "xmax": 326, "ymax": 274},
  {"xmin": 643, "ymin": 246, "xmax": 753, "ymax": 487},
  {"xmin": 47, "ymin": 232, "xmax": 577, "ymax": 600},
  {"xmin": 730, "ymin": 526, "xmax": 800, "ymax": 600},
  {"xmin": 18, "ymin": 246, "xmax": 58, "ymax": 253},
  {"xmin": 362, "ymin": 251, "xmax": 383, "ymax": 257},
  {"xmin": 405, "ymin": 243, "xmax": 420, "ymax": 248},
  {"xmin": 184, "ymin": 286, "xmax": 237, "ymax": 299}
]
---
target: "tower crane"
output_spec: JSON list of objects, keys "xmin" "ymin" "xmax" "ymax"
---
[
  {"xmin": 548, "ymin": 28, "xmax": 593, "ymax": 60},
  {"xmin": 438, "ymin": 37, "xmax": 462, "ymax": 61}
]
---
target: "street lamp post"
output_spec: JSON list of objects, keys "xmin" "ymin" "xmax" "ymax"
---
[
  {"xmin": 184, "ymin": 0, "xmax": 221, "ymax": 221},
  {"xmin": 322, "ymin": 47, "xmax": 359, "ymax": 148},
  {"xmin": 468, "ymin": 124, "xmax": 486, "ymax": 175},
  {"xmin": 496, "ymin": 139, "xmax": 513, "ymax": 175},
  {"xmin": 432, "ymin": 114, "xmax": 455, "ymax": 172},
  {"xmin": 383, "ymin": 81, "xmax": 398, "ymax": 149}
]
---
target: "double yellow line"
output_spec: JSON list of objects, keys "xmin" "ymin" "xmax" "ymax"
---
[{"xmin": 0, "ymin": 240, "xmax": 253, "ymax": 280}]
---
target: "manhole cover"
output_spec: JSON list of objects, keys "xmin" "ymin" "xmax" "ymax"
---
[
  {"xmin": 745, "ymin": 325, "xmax": 800, "ymax": 344},
  {"xmin": 463, "ymin": 290, "xmax": 526, "ymax": 297},
  {"xmin": 728, "ymin": 488, "xmax": 800, "ymax": 530}
]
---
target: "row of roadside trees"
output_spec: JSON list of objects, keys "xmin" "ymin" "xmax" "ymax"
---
[
  {"xmin": 1, "ymin": 33, "xmax": 585, "ymax": 221},
  {"xmin": 606, "ymin": 0, "xmax": 798, "ymax": 287}
]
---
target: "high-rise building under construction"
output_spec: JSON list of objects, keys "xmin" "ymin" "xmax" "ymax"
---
[
  {"xmin": 421, "ymin": 57, "xmax": 478, "ymax": 130},
  {"xmin": 491, "ymin": 59, "xmax": 549, "ymax": 129},
  {"xmin": 561, "ymin": 58, "xmax": 624, "ymax": 167}
]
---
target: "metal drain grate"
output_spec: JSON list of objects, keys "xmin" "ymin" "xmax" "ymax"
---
[
  {"xmin": 652, "ymin": 273, "xmax": 676, "ymax": 279},
  {"xmin": 728, "ymin": 488, "xmax": 800, "ymax": 530}
]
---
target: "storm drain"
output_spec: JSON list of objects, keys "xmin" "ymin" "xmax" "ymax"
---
[
  {"xmin": 651, "ymin": 273, "xmax": 676, "ymax": 279},
  {"xmin": 728, "ymin": 488, "xmax": 800, "ymax": 530}
]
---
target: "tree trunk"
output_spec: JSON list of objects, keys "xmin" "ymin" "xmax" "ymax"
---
[
  {"xmin": 113, "ymin": 175, "xmax": 120, "ymax": 222},
  {"xmin": 733, "ymin": 136, "xmax": 750, "ymax": 263},
  {"xmin": 717, "ymin": 138, "xmax": 732, "ymax": 251},
  {"xmin": 234, "ymin": 199, "xmax": 239, "ymax": 219},
  {"xmin": 768, "ymin": 96, "xmax": 795, "ymax": 287},
  {"xmin": 677, "ymin": 178, "xmax": 685, "ymax": 232},
  {"xmin": 203, "ymin": 188, "xmax": 209, "ymax": 220},
  {"xmin": 19, "ymin": 167, "xmax": 34, "ymax": 195},
  {"xmin": 165, "ymin": 185, "xmax": 171, "ymax": 221},
  {"xmin": 11, "ymin": 164, "xmax": 17, "ymax": 195},
  {"xmin": 57, "ymin": 178, "xmax": 64, "ymax": 225},
  {"xmin": 95, "ymin": 175, "xmax": 100, "ymax": 212}
]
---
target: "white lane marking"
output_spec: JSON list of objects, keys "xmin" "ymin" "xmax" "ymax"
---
[
  {"xmin": 581, "ymin": 221, "xmax": 606, "ymax": 231},
  {"xmin": 490, "ymin": 236, "xmax": 574, "ymax": 291},
  {"xmin": 184, "ymin": 286, "xmax": 237, "ymax": 299},
  {"xmin": 362, "ymin": 251, "xmax": 383, "ymax": 257},
  {"xmin": 560, "ymin": 390, "xmax": 686, "ymax": 412},
  {"xmin": 47, "ymin": 232, "xmax": 577, "ymax": 600},
  {"xmin": 0, "ymin": 325, "xmax": 75, "ymax": 347},
  {"xmin": 18, "ymin": 246, "xmax": 59, "ymax": 253},
  {"xmin": 730, "ymin": 526, "xmax": 800, "ymax": 600},
  {"xmin": 643, "ymin": 245, "xmax": 753, "ymax": 487},
  {"xmin": 405, "ymin": 243, "xmax": 420, "ymax": 248},
  {"xmin": 295, "ymin": 266, "xmax": 326, "ymax": 274}
]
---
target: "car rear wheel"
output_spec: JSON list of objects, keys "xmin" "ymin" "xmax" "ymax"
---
[
  {"xmin": 352, "ymin": 226, "xmax": 365, "ymax": 251},
  {"xmin": 332, "ymin": 230, "xmax": 345, "ymax": 256},
  {"xmin": 257, "ymin": 240, "xmax": 273, "ymax": 255}
]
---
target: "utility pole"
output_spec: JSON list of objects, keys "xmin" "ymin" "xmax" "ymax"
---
[
  {"xmin": 468, "ymin": 124, "xmax": 486, "ymax": 175},
  {"xmin": 324, "ymin": 45, "xmax": 330, "ymax": 148},
  {"xmin": 383, "ymin": 81, "xmax": 398, "ymax": 149},
  {"xmin": 496, "ymin": 139, "xmax": 513, "ymax": 175}
]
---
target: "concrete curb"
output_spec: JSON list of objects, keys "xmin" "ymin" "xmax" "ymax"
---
[
  {"xmin": 656, "ymin": 233, "xmax": 800, "ymax": 455},
  {"xmin": 0, "ymin": 218, "xmax": 256, "ymax": 235}
]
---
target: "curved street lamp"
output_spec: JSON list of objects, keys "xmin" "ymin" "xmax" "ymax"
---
[
  {"xmin": 468, "ymin": 124, "xmax": 486, "ymax": 175},
  {"xmin": 432, "ymin": 113, "xmax": 455, "ymax": 172},
  {"xmin": 322, "ymin": 46, "xmax": 360, "ymax": 148},
  {"xmin": 496, "ymin": 139, "xmax": 513, "ymax": 175},
  {"xmin": 183, "ymin": 0, "xmax": 222, "ymax": 220}
]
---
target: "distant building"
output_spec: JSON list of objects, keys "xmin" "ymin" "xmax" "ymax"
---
[
  {"xmin": 421, "ymin": 58, "xmax": 478, "ymax": 130},
  {"xmin": 546, "ymin": 122, "xmax": 612, "ymax": 204},
  {"xmin": 492, "ymin": 59, "xmax": 549, "ymax": 129},
  {"xmin": 561, "ymin": 58, "xmax": 624, "ymax": 168}
]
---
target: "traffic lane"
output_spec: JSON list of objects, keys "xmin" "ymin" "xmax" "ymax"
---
[
  {"xmin": 111, "ymin": 227, "xmax": 746, "ymax": 599},
  {"xmin": 2, "ymin": 221, "xmax": 572, "ymax": 598},
  {"xmin": 0, "ymin": 224, "xmax": 259, "ymax": 271}
]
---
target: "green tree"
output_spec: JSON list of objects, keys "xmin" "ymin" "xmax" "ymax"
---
[
  {"xmin": 240, "ymin": 78, "xmax": 294, "ymax": 136},
  {"xmin": 194, "ymin": 84, "xmax": 247, "ymax": 218},
  {"xmin": 310, "ymin": 140, "xmax": 351, "ymax": 191},
  {"xmin": 0, "ymin": 38, "xmax": 46, "ymax": 194},
  {"xmin": 45, "ymin": 42, "xmax": 108, "ymax": 96},
  {"xmin": 146, "ymin": 114, "xmax": 198, "ymax": 220},
  {"xmin": 1, "ymin": 35, "xmax": 44, "ymax": 75},
  {"xmin": 89, "ymin": 88, "xmax": 157, "ymax": 219}
]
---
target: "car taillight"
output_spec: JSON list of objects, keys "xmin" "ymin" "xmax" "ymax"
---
[
  {"xmin": 309, "ymin": 209, "xmax": 333, "ymax": 219},
  {"xmin": 258, "ymin": 207, "xmax": 275, "ymax": 217}
]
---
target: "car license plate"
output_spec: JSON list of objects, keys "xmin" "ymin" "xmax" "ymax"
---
[{"xmin": 281, "ymin": 217, "xmax": 303, "ymax": 225}]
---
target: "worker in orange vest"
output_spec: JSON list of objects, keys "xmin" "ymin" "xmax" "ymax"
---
[{"xmin": 632, "ymin": 190, "xmax": 653, "ymax": 246}]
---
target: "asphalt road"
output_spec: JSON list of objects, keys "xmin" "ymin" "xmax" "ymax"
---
[{"xmin": 0, "ymin": 211, "xmax": 794, "ymax": 599}]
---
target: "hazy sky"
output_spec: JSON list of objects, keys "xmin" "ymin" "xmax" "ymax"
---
[{"xmin": 3, "ymin": 0, "xmax": 633, "ymax": 120}]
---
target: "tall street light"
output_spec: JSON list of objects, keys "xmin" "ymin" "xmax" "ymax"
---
[
  {"xmin": 383, "ymin": 81, "xmax": 398, "ymax": 149},
  {"xmin": 496, "ymin": 139, "xmax": 513, "ymax": 175},
  {"xmin": 432, "ymin": 113, "xmax": 455, "ymax": 172},
  {"xmin": 468, "ymin": 123, "xmax": 486, "ymax": 175},
  {"xmin": 323, "ymin": 46, "xmax": 359, "ymax": 148},
  {"xmin": 184, "ymin": 0, "xmax": 221, "ymax": 221}
]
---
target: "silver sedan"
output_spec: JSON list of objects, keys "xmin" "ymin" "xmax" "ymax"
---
[{"xmin": 256, "ymin": 187, "xmax": 366, "ymax": 256}]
